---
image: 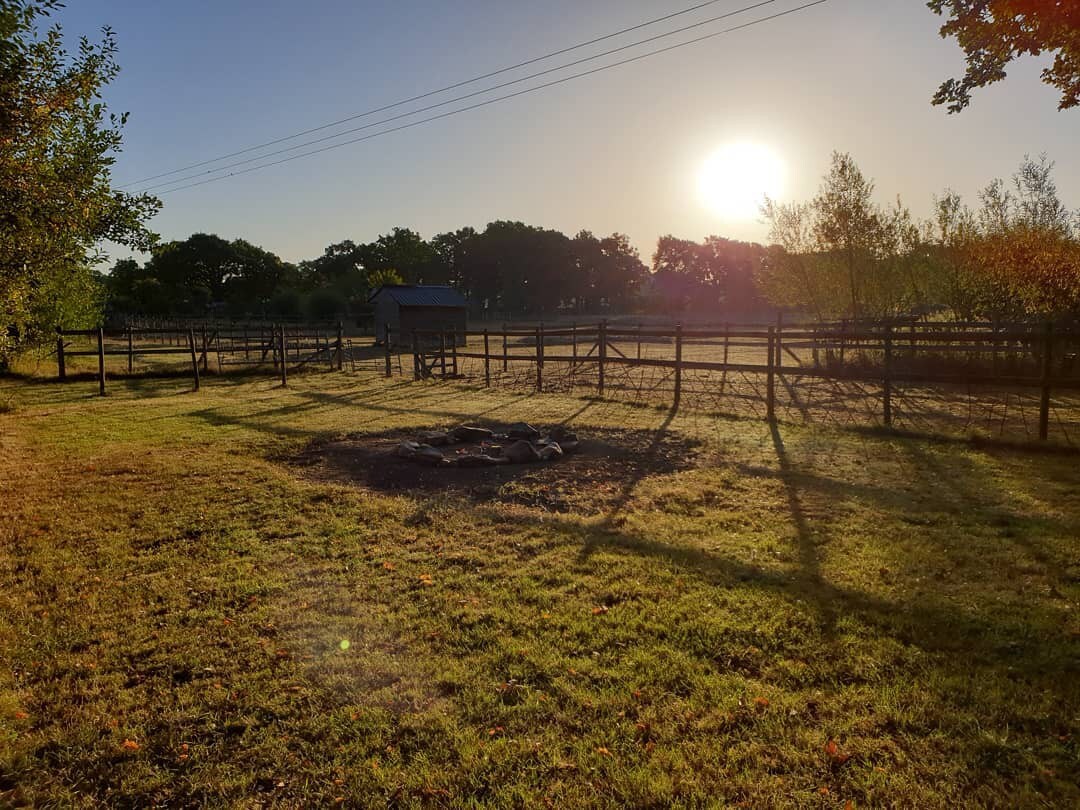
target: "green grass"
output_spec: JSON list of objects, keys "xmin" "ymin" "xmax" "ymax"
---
[{"xmin": 1, "ymin": 372, "xmax": 1078, "ymax": 807}]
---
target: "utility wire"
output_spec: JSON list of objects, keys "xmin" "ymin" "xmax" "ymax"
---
[
  {"xmin": 120, "ymin": 0, "xmax": 749, "ymax": 187},
  {"xmin": 152, "ymin": 1, "xmax": 830, "ymax": 196},
  {"xmin": 139, "ymin": 0, "xmax": 778, "ymax": 194}
]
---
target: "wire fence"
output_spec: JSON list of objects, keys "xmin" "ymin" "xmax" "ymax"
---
[{"xmin": 50, "ymin": 318, "xmax": 1080, "ymax": 447}]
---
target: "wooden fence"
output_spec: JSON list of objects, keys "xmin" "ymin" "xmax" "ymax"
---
[
  {"xmin": 55, "ymin": 323, "xmax": 345, "ymax": 394},
  {"xmin": 51, "ymin": 317, "xmax": 1080, "ymax": 446},
  {"xmin": 406, "ymin": 320, "xmax": 1080, "ymax": 444}
]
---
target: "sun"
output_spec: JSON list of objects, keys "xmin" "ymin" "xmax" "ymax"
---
[{"xmin": 697, "ymin": 142, "xmax": 785, "ymax": 221}]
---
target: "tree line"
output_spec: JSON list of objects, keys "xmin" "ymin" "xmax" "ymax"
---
[
  {"xmin": 759, "ymin": 152, "xmax": 1080, "ymax": 323},
  {"xmin": 102, "ymin": 224, "xmax": 770, "ymax": 323}
]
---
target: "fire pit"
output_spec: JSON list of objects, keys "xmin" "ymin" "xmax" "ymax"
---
[{"xmin": 395, "ymin": 422, "xmax": 580, "ymax": 468}]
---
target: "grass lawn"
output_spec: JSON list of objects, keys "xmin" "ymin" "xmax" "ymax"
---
[{"xmin": 1, "ymin": 372, "xmax": 1078, "ymax": 807}]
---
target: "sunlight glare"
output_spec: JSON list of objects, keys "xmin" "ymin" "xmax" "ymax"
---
[{"xmin": 697, "ymin": 142, "xmax": 785, "ymax": 221}]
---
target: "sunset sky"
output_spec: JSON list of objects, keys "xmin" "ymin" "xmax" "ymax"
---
[{"xmin": 63, "ymin": 0, "xmax": 1079, "ymax": 263}]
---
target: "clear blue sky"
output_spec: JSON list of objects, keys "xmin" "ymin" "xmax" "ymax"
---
[{"xmin": 61, "ymin": 0, "xmax": 1079, "ymax": 264}]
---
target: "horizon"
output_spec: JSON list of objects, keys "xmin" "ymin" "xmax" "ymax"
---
[{"xmin": 58, "ymin": 0, "xmax": 1078, "ymax": 266}]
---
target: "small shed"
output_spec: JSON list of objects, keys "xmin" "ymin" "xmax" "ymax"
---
[{"xmin": 369, "ymin": 285, "xmax": 468, "ymax": 347}]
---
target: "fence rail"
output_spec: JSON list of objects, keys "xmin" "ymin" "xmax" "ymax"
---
[
  {"xmin": 51, "ymin": 318, "xmax": 1080, "ymax": 446},
  {"xmin": 404, "ymin": 320, "xmax": 1080, "ymax": 445}
]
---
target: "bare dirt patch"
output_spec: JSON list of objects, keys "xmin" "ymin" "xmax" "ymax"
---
[{"xmin": 288, "ymin": 424, "xmax": 704, "ymax": 512}]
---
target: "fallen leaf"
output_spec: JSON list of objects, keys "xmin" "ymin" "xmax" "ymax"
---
[
  {"xmin": 591, "ymin": 606, "xmax": 609, "ymax": 615},
  {"xmin": 825, "ymin": 738, "xmax": 852, "ymax": 765},
  {"xmin": 753, "ymin": 696, "xmax": 770, "ymax": 711},
  {"xmin": 596, "ymin": 746, "xmax": 612, "ymax": 757},
  {"xmin": 14, "ymin": 711, "xmax": 28, "ymax": 720},
  {"xmin": 121, "ymin": 739, "xmax": 140, "ymax": 751},
  {"xmin": 382, "ymin": 562, "xmax": 395, "ymax": 571}
]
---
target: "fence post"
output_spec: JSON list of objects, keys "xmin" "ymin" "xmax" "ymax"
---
[
  {"xmin": 571, "ymin": 323, "xmax": 578, "ymax": 371},
  {"xmin": 766, "ymin": 326, "xmax": 776, "ymax": 421},
  {"xmin": 450, "ymin": 329, "xmax": 459, "ymax": 376},
  {"xmin": 412, "ymin": 331, "xmax": 420, "ymax": 380},
  {"xmin": 56, "ymin": 328, "xmax": 66, "ymax": 381},
  {"xmin": 384, "ymin": 324, "xmax": 392, "ymax": 377},
  {"xmin": 96, "ymin": 326, "xmax": 106, "ymax": 396},
  {"xmin": 483, "ymin": 329, "xmax": 491, "ymax": 386},
  {"xmin": 1039, "ymin": 321, "xmax": 1053, "ymax": 441},
  {"xmin": 637, "ymin": 323, "xmax": 642, "ymax": 361},
  {"xmin": 883, "ymin": 323, "xmax": 893, "ymax": 427},
  {"xmin": 502, "ymin": 324, "xmax": 508, "ymax": 373},
  {"xmin": 188, "ymin": 328, "xmax": 200, "ymax": 391},
  {"xmin": 674, "ymin": 323, "xmax": 683, "ymax": 409},
  {"xmin": 598, "ymin": 320, "xmax": 607, "ymax": 397},
  {"xmin": 127, "ymin": 325, "xmax": 133, "ymax": 374},
  {"xmin": 278, "ymin": 326, "xmax": 288, "ymax": 387},
  {"xmin": 338, "ymin": 321, "xmax": 345, "ymax": 371},
  {"xmin": 775, "ymin": 312, "xmax": 783, "ymax": 370},
  {"xmin": 536, "ymin": 325, "xmax": 544, "ymax": 392},
  {"xmin": 439, "ymin": 331, "xmax": 447, "ymax": 379}
]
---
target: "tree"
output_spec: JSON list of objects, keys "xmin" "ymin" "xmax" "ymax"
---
[
  {"xmin": 115, "ymin": 235, "xmax": 296, "ymax": 317},
  {"xmin": 929, "ymin": 1, "xmax": 1080, "ymax": 112},
  {"xmin": 760, "ymin": 153, "xmax": 925, "ymax": 320},
  {"xmin": 1, "ymin": 1, "xmax": 160, "ymax": 364},
  {"xmin": 358, "ymin": 228, "xmax": 440, "ymax": 285},
  {"xmin": 431, "ymin": 227, "xmax": 477, "ymax": 294}
]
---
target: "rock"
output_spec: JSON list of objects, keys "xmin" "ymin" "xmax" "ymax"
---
[
  {"xmin": 452, "ymin": 425, "xmax": 494, "ymax": 443},
  {"xmin": 413, "ymin": 445, "xmax": 446, "ymax": 466},
  {"xmin": 507, "ymin": 422, "xmax": 541, "ymax": 440},
  {"xmin": 559, "ymin": 440, "xmax": 580, "ymax": 454},
  {"xmin": 396, "ymin": 441, "xmax": 421, "ymax": 458},
  {"xmin": 418, "ymin": 430, "xmax": 452, "ymax": 446},
  {"xmin": 503, "ymin": 439, "xmax": 541, "ymax": 464},
  {"xmin": 456, "ymin": 454, "xmax": 503, "ymax": 468},
  {"xmin": 549, "ymin": 426, "xmax": 578, "ymax": 444},
  {"xmin": 538, "ymin": 442, "xmax": 563, "ymax": 462}
]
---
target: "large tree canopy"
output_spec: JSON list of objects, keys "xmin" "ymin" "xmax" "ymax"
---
[
  {"xmin": 1, "ymin": 0, "xmax": 160, "ymax": 363},
  {"xmin": 929, "ymin": 1, "xmax": 1080, "ymax": 111}
]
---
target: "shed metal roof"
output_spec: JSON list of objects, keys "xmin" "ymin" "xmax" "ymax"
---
[{"xmin": 368, "ymin": 285, "xmax": 467, "ymax": 308}]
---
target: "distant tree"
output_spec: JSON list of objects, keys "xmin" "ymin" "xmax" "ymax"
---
[
  {"xmin": 568, "ymin": 232, "xmax": 647, "ymax": 313},
  {"xmin": 431, "ymin": 227, "xmax": 478, "ymax": 294},
  {"xmin": 299, "ymin": 241, "xmax": 363, "ymax": 293},
  {"xmin": 596, "ymin": 233, "xmax": 648, "ymax": 311},
  {"xmin": 700, "ymin": 236, "xmax": 768, "ymax": 313},
  {"xmin": 761, "ymin": 152, "xmax": 1079, "ymax": 322},
  {"xmin": 968, "ymin": 155, "xmax": 1080, "ymax": 317},
  {"xmin": 760, "ymin": 153, "xmax": 924, "ymax": 320},
  {"xmin": 929, "ymin": 1, "xmax": 1080, "ymax": 112},
  {"xmin": 138, "ymin": 234, "xmax": 296, "ymax": 317},
  {"xmin": 459, "ymin": 222, "xmax": 574, "ymax": 315},
  {"xmin": 366, "ymin": 267, "xmax": 404, "ymax": 289},
  {"xmin": 651, "ymin": 235, "xmax": 766, "ymax": 315},
  {"xmin": 358, "ymin": 228, "xmax": 441, "ymax": 285},
  {"xmin": 1, "ymin": 0, "xmax": 160, "ymax": 364}
]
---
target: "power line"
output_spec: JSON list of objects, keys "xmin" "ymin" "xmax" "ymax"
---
[
  {"xmin": 120, "ymin": 0, "xmax": 749, "ymax": 187},
  {"xmin": 138, "ymin": 0, "xmax": 778, "ymax": 194},
  {"xmin": 152, "ymin": 1, "xmax": 830, "ymax": 196}
]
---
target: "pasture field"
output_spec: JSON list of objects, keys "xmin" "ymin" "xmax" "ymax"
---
[{"xmin": 1, "ymin": 372, "xmax": 1079, "ymax": 807}]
